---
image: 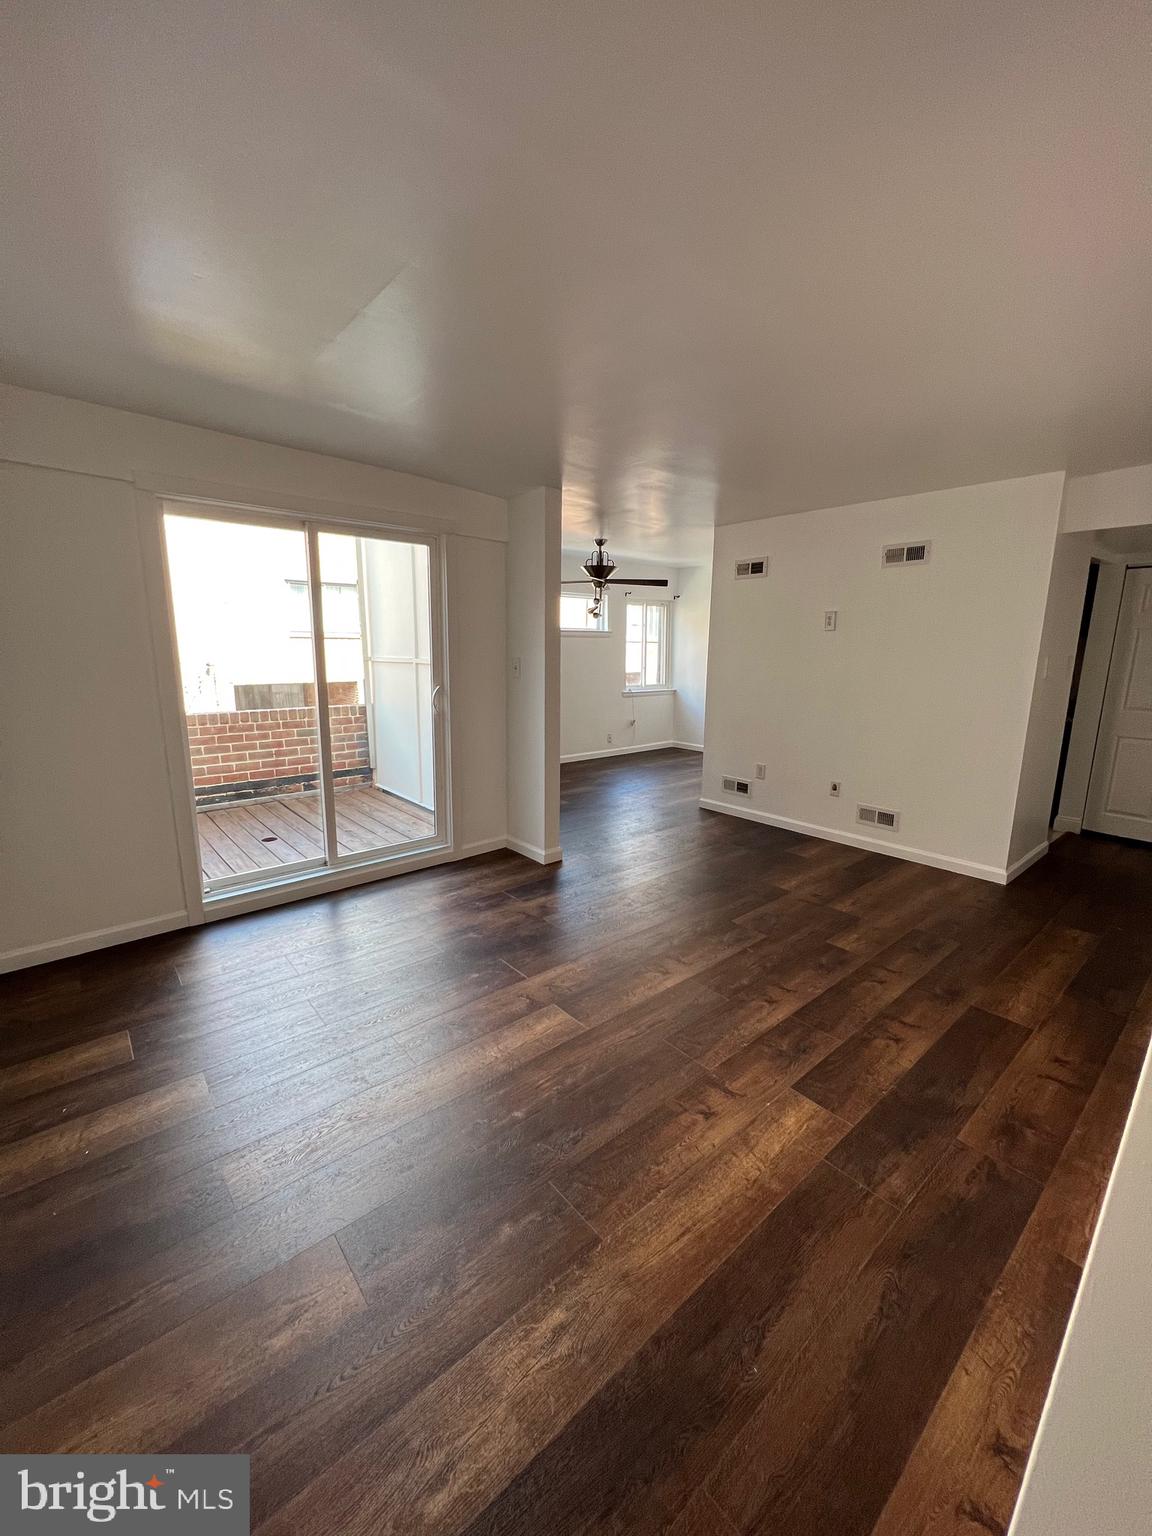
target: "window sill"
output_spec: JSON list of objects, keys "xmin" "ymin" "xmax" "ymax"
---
[{"xmin": 622, "ymin": 686, "xmax": 676, "ymax": 695}]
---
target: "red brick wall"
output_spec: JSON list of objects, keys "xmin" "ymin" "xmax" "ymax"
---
[{"xmin": 187, "ymin": 704, "xmax": 371, "ymax": 806}]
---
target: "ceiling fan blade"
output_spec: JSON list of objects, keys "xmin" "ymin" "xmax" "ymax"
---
[
  {"xmin": 603, "ymin": 577, "xmax": 669, "ymax": 586},
  {"xmin": 561, "ymin": 579, "xmax": 596, "ymax": 585}
]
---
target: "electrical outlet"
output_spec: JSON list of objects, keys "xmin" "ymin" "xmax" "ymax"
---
[
  {"xmin": 607, "ymin": 733, "xmax": 613, "ymax": 745},
  {"xmin": 824, "ymin": 610, "xmax": 838, "ymax": 631},
  {"xmin": 755, "ymin": 763, "xmax": 766, "ymax": 780},
  {"xmin": 829, "ymin": 781, "xmax": 841, "ymax": 797}
]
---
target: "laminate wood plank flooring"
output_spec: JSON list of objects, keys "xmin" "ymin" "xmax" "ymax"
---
[{"xmin": 2, "ymin": 748, "xmax": 1150, "ymax": 1535}]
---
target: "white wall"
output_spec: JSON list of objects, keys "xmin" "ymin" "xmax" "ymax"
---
[
  {"xmin": 673, "ymin": 562, "xmax": 711, "ymax": 749},
  {"xmin": 449, "ymin": 536, "xmax": 508, "ymax": 858},
  {"xmin": 559, "ymin": 555, "xmax": 711, "ymax": 760},
  {"xmin": 702, "ymin": 473, "xmax": 1067, "ymax": 881},
  {"xmin": 0, "ymin": 383, "xmax": 511, "ymax": 970},
  {"xmin": 0, "ymin": 384, "xmax": 507, "ymax": 540},
  {"xmin": 0, "ymin": 461, "xmax": 188, "ymax": 960},
  {"xmin": 1008, "ymin": 1036, "xmax": 1152, "ymax": 1536},
  {"xmin": 1062, "ymin": 463, "xmax": 1152, "ymax": 534},
  {"xmin": 507, "ymin": 488, "xmax": 561, "ymax": 861}
]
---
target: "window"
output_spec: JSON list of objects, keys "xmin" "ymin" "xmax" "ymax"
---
[
  {"xmin": 286, "ymin": 580, "xmax": 361, "ymax": 638},
  {"xmin": 625, "ymin": 600, "xmax": 668, "ymax": 687},
  {"xmin": 560, "ymin": 591, "xmax": 609, "ymax": 632}
]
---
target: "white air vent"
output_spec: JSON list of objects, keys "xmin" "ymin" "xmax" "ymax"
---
[
  {"xmin": 857, "ymin": 803, "xmax": 900, "ymax": 831},
  {"xmin": 882, "ymin": 541, "xmax": 931, "ymax": 568},
  {"xmin": 735, "ymin": 556, "xmax": 769, "ymax": 579},
  {"xmin": 722, "ymin": 776, "xmax": 751, "ymax": 795}
]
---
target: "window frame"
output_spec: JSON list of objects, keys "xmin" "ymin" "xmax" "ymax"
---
[
  {"xmin": 624, "ymin": 598, "xmax": 670, "ymax": 689},
  {"xmin": 559, "ymin": 589, "xmax": 611, "ymax": 635}
]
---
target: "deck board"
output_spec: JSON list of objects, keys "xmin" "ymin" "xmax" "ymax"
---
[{"xmin": 196, "ymin": 788, "xmax": 435, "ymax": 881}]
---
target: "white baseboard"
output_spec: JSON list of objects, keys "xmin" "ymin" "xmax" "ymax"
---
[
  {"xmin": 698, "ymin": 799, "xmax": 1038, "ymax": 885},
  {"xmin": 505, "ymin": 838, "xmax": 564, "ymax": 864},
  {"xmin": 561, "ymin": 741, "xmax": 677, "ymax": 763},
  {"xmin": 1052, "ymin": 814, "xmax": 1083, "ymax": 835},
  {"xmin": 460, "ymin": 836, "xmax": 511, "ymax": 858},
  {"xmin": 1004, "ymin": 841, "xmax": 1052, "ymax": 881},
  {"xmin": 672, "ymin": 741, "xmax": 704, "ymax": 752},
  {"xmin": 205, "ymin": 841, "xmax": 473, "ymax": 920},
  {"xmin": 0, "ymin": 911, "xmax": 189, "ymax": 975},
  {"xmin": 0, "ymin": 837, "xmax": 532, "ymax": 972}
]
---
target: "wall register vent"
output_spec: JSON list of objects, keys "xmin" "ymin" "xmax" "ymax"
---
[
  {"xmin": 882, "ymin": 541, "xmax": 930, "ymax": 567},
  {"xmin": 857, "ymin": 803, "xmax": 900, "ymax": 830}
]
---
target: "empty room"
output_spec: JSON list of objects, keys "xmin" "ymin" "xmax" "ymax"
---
[{"xmin": 2, "ymin": 4, "xmax": 1151, "ymax": 1534}]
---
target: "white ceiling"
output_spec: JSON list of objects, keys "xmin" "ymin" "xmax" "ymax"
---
[{"xmin": 3, "ymin": 1, "xmax": 1152, "ymax": 563}]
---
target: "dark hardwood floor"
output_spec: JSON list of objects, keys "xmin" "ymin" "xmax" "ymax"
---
[{"xmin": 2, "ymin": 748, "xmax": 1150, "ymax": 1534}]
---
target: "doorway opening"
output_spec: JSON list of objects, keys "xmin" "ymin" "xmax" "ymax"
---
[
  {"xmin": 1049, "ymin": 559, "xmax": 1101, "ymax": 823},
  {"xmin": 162, "ymin": 506, "xmax": 446, "ymax": 896},
  {"xmin": 1082, "ymin": 563, "xmax": 1152, "ymax": 843}
]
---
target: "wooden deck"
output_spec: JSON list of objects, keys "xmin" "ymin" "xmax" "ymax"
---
[{"xmin": 196, "ymin": 786, "xmax": 435, "ymax": 880}]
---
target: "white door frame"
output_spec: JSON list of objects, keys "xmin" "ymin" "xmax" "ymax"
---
[{"xmin": 138, "ymin": 490, "xmax": 455, "ymax": 924}]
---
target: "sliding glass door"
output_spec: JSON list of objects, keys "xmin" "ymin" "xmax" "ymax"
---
[{"xmin": 162, "ymin": 506, "xmax": 446, "ymax": 896}]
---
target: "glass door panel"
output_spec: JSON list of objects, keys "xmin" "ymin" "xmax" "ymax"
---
[
  {"xmin": 163, "ymin": 512, "xmax": 328, "ymax": 891},
  {"xmin": 317, "ymin": 530, "xmax": 439, "ymax": 861}
]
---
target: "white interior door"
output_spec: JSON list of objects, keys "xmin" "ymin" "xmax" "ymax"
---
[
  {"xmin": 1084, "ymin": 566, "xmax": 1152, "ymax": 842},
  {"xmin": 361, "ymin": 538, "xmax": 435, "ymax": 810}
]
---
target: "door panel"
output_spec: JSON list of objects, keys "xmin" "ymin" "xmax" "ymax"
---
[
  {"xmin": 361, "ymin": 538, "xmax": 435, "ymax": 811},
  {"xmin": 1104, "ymin": 738, "xmax": 1152, "ymax": 818},
  {"xmin": 1085, "ymin": 567, "xmax": 1152, "ymax": 842},
  {"xmin": 163, "ymin": 511, "xmax": 328, "ymax": 890},
  {"xmin": 318, "ymin": 529, "xmax": 438, "ymax": 861}
]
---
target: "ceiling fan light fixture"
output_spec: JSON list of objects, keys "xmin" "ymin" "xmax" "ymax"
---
[
  {"xmin": 582, "ymin": 537, "xmax": 616, "ymax": 584},
  {"xmin": 559, "ymin": 538, "xmax": 670, "ymax": 608}
]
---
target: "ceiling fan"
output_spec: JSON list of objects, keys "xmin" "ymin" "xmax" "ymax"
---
[{"xmin": 562, "ymin": 538, "xmax": 668, "ymax": 618}]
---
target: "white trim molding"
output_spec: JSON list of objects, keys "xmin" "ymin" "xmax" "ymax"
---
[
  {"xmin": 460, "ymin": 836, "xmax": 512, "ymax": 858},
  {"xmin": 561, "ymin": 741, "xmax": 679, "ymax": 763},
  {"xmin": 0, "ymin": 912, "xmax": 189, "ymax": 975},
  {"xmin": 1004, "ymin": 841, "xmax": 1052, "ymax": 882},
  {"xmin": 699, "ymin": 799, "xmax": 1046, "ymax": 885},
  {"xmin": 2, "ymin": 836, "xmax": 519, "ymax": 967},
  {"xmin": 1052, "ymin": 814, "xmax": 1083, "ymax": 835},
  {"xmin": 672, "ymin": 741, "xmax": 704, "ymax": 753},
  {"xmin": 505, "ymin": 838, "xmax": 563, "ymax": 864},
  {"xmin": 203, "ymin": 841, "xmax": 461, "ymax": 920}
]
